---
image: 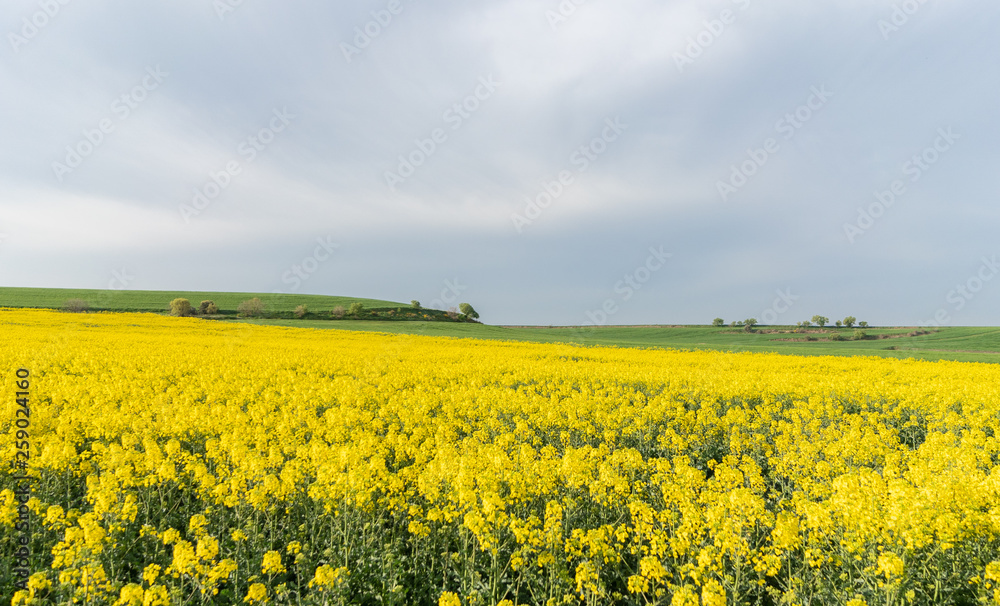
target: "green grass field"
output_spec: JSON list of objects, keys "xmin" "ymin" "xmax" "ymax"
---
[
  {"xmin": 0, "ymin": 286, "xmax": 405, "ymax": 314},
  {"xmin": 3, "ymin": 287, "xmax": 998, "ymax": 363}
]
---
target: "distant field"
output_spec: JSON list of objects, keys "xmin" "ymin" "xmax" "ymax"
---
[
  {"xmin": 3, "ymin": 286, "xmax": 998, "ymax": 363},
  {"xmin": 242, "ymin": 319, "xmax": 1000, "ymax": 364},
  {"xmin": 0, "ymin": 287, "xmax": 405, "ymax": 314}
]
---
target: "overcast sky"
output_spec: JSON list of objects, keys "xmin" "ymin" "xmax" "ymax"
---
[{"xmin": 1, "ymin": 1, "xmax": 998, "ymax": 326}]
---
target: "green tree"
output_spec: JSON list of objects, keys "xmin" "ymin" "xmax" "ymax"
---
[
  {"xmin": 459, "ymin": 303, "xmax": 479, "ymax": 321},
  {"xmin": 811, "ymin": 315, "xmax": 828, "ymax": 327},
  {"xmin": 169, "ymin": 298, "xmax": 192, "ymax": 317},
  {"xmin": 712, "ymin": 318, "xmax": 724, "ymax": 327},
  {"xmin": 859, "ymin": 321, "xmax": 869, "ymax": 328},
  {"xmin": 843, "ymin": 316, "xmax": 856, "ymax": 328},
  {"xmin": 348, "ymin": 302, "xmax": 364, "ymax": 316}
]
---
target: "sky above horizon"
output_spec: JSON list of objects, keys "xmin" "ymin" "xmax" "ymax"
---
[{"xmin": 2, "ymin": 0, "xmax": 998, "ymax": 326}]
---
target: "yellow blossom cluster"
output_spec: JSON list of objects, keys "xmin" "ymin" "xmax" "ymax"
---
[{"xmin": 2, "ymin": 309, "xmax": 1000, "ymax": 605}]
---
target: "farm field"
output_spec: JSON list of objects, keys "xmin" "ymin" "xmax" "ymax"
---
[
  {"xmin": 244, "ymin": 320, "xmax": 1000, "ymax": 365},
  {"xmin": 3, "ymin": 309, "xmax": 1000, "ymax": 605},
  {"xmin": 0, "ymin": 287, "xmax": 405, "ymax": 315},
  {"xmin": 4, "ymin": 287, "xmax": 1000, "ymax": 363}
]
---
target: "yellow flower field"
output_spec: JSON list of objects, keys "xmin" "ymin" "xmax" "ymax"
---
[{"xmin": 1, "ymin": 309, "xmax": 1000, "ymax": 605}]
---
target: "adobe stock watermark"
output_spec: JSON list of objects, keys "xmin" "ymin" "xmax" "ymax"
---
[
  {"xmin": 179, "ymin": 107, "xmax": 294, "ymax": 223},
  {"xmin": 545, "ymin": 0, "xmax": 591, "ymax": 31},
  {"xmin": 674, "ymin": 0, "xmax": 752, "ymax": 72},
  {"xmin": 757, "ymin": 288, "xmax": 799, "ymax": 325},
  {"xmin": 878, "ymin": 0, "xmax": 931, "ymax": 40},
  {"xmin": 843, "ymin": 127, "xmax": 958, "ymax": 244},
  {"xmin": 90, "ymin": 267, "xmax": 136, "ymax": 310},
  {"xmin": 51, "ymin": 66, "xmax": 169, "ymax": 182},
  {"xmin": 384, "ymin": 75, "xmax": 500, "ymax": 192},
  {"xmin": 341, "ymin": 0, "xmax": 410, "ymax": 62},
  {"xmin": 277, "ymin": 237, "xmax": 340, "ymax": 292},
  {"xmin": 429, "ymin": 278, "xmax": 468, "ymax": 311},
  {"xmin": 213, "ymin": 0, "xmax": 249, "ymax": 21},
  {"xmin": 716, "ymin": 84, "xmax": 833, "ymax": 202},
  {"xmin": 511, "ymin": 117, "xmax": 628, "ymax": 234},
  {"xmin": 919, "ymin": 255, "xmax": 999, "ymax": 327},
  {"xmin": 8, "ymin": 0, "xmax": 73, "ymax": 54},
  {"xmin": 581, "ymin": 246, "xmax": 671, "ymax": 327}
]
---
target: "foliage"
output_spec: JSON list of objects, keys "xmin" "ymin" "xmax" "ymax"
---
[
  {"xmin": 64, "ymin": 299, "xmax": 89, "ymax": 313},
  {"xmin": 843, "ymin": 316, "xmax": 856, "ymax": 328},
  {"xmin": 347, "ymin": 302, "xmax": 363, "ymax": 316},
  {"xmin": 294, "ymin": 305, "xmax": 308, "ymax": 319},
  {"xmin": 712, "ymin": 318, "xmax": 724, "ymax": 327},
  {"xmin": 459, "ymin": 303, "xmax": 479, "ymax": 321},
  {"xmin": 859, "ymin": 321, "xmax": 869, "ymax": 328},
  {"xmin": 854, "ymin": 329, "xmax": 868, "ymax": 341},
  {"xmin": 169, "ymin": 298, "xmax": 192, "ymax": 317},
  {"xmin": 411, "ymin": 300, "xmax": 421, "ymax": 309},
  {"xmin": 236, "ymin": 298, "xmax": 264, "ymax": 318},
  {"xmin": 330, "ymin": 306, "xmax": 345, "ymax": 319},
  {"xmin": 200, "ymin": 300, "xmax": 218, "ymax": 315},
  {"xmin": 811, "ymin": 315, "xmax": 829, "ymax": 327}
]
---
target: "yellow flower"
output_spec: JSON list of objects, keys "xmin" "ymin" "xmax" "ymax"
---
[
  {"xmin": 439, "ymin": 591, "xmax": 462, "ymax": 606},
  {"xmin": 244, "ymin": 582, "xmax": 269, "ymax": 604},
  {"xmin": 116, "ymin": 583, "xmax": 145, "ymax": 606},
  {"xmin": 878, "ymin": 552, "xmax": 905, "ymax": 580},
  {"xmin": 143, "ymin": 564, "xmax": 161, "ymax": 586},
  {"xmin": 262, "ymin": 550, "xmax": 286, "ymax": 575}
]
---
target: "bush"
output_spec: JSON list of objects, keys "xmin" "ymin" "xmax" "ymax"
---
[
  {"xmin": 411, "ymin": 300, "xmax": 421, "ymax": 309},
  {"xmin": 199, "ymin": 300, "xmax": 218, "ymax": 315},
  {"xmin": 236, "ymin": 298, "xmax": 264, "ymax": 318},
  {"xmin": 169, "ymin": 298, "xmax": 192, "ymax": 317},
  {"xmin": 331, "ymin": 306, "xmax": 345, "ymax": 319},
  {"xmin": 829, "ymin": 332, "xmax": 844, "ymax": 341},
  {"xmin": 446, "ymin": 307, "xmax": 459, "ymax": 321},
  {"xmin": 853, "ymin": 329, "xmax": 868, "ymax": 340},
  {"xmin": 348, "ymin": 302, "xmax": 364, "ymax": 316},
  {"xmin": 64, "ymin": 299, "xmax": 89, "ymax": 313},
  {"xmin": 712, "ymin": 318, "xmax": 724, "ymax": 327},
  {"xmin": 459, "ymin": 303, "xmax": 479, "ymax": 321},
  {"xmin": 294, "ymin": 304, "xmax": 308, "ymax": 319}
]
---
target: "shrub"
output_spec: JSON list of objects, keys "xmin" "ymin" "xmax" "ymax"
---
[
  {"xmin": 459, "ymin": 303, "xmax": 479, "ymax": 321},
  {"xmin": 294, "ymin": 304, "xmax": 308, "ymax": 319},
  {"xmin": 199, "ymin": 300, "xmax": 218, "ymax": 315},
  {"xmin": 348, "ymin": 302, "xmax": 364, "ymax": 316},
  {"xmin": 64, "ymin": 299, "xmax": 89, "ymax": 313},
  {"xmin": 236, "ymin": 298, "xmax": 264, "ymax": 318},
  {"xmin": 829, "ymin": 332, "xmax": 844, "ymax": 341},
  {"xmin": 446, "ymin": 307, "xmax": 459, "ymax": 321},
  {"xmin": 169, "ymin": 298, "xmax": 192, "ymax": 317},
  {"xmin": 712, "ymin": 318, "xmax": 724, "ymax": 327},
  {"xmin": 853, "ymin": 329, "xmax": 868, "ymax": 340},
  {"xmin": 835, "ymin": 320, "xmax": 843, "ymax": 327},
  {"xmin": 411, "ymin": 300, "xmax": 421, "ymax": 309},
  {"xmin": 331, "ymin": 306, "xmax": 345, "ymax": 319}
]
